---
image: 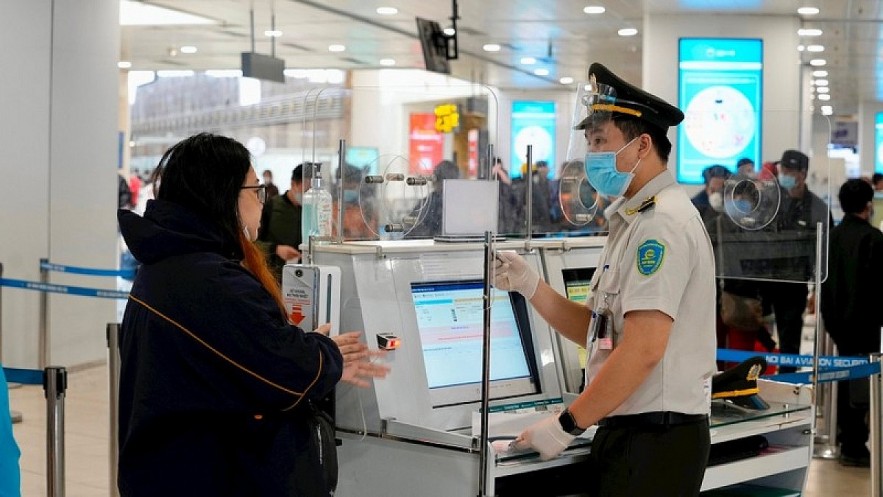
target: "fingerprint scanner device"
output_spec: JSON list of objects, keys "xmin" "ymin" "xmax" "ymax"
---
[
  {"xmin": 281, "ymin": 264, "xmax": 341, "ymax": 334},
  {"xmin": 376, "ymin": 333, "xmax": 400, "ymax": 350},
  {"xmin": 435, "ymin": 179, "xmax": 501, "ymax": 243}
]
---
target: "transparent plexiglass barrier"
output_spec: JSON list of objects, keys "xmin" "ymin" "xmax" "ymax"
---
[
  {"xmin": 302, "ymin": 82, "xmax": 614, "ymax": 242},
  {"xmin": 706, "ymin": 111, "xmax": 832, "ymax": 285},
  {"xmin": 300, "ymin": 82, "xmax": 833, "ymax": 279}
]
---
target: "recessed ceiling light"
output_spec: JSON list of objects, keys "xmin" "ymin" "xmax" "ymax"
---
[
  {"xmin": 798, "ymin": 28, "xmax": 823, "ymax": 36},
  {"xmin": 809, "ymin": 58, "xmax": 826, "ymax": 66},
  {"xmin": 443, "ymin": 27, "xmax": 456, "ymax": 36},
  {"xmin": 483, "ymin": 44, "xmax": 501, "ymax": 52},
  {"xmin": 583, "ymin": 5, "xmax": 606, "ymax": 14},
  {"xmin": 180, "ymin": 45, "xmax": 197, "ymax": 54},
  {"xmin": 816, "ymin": 87, "xmax": 829, "ymax": 94},
  {"xmin": 817, "ymin": 93, "xmax": 831, "ymax": 101},
  {"xmin": 328, "ymin": 44, "xmax": 346, "ymax": 52},
  {"xmin": 520, "ymin": 57, "xmax": 537, "ymax": 65},
  {"xmin": 533, "ymin": 68, "xmax": 550, "ymax": 76},
  {"xmin": 118, "ymin": 61, "xmax": 132, "ymax": 69},
  {"xmin": 798, "ymin": 7, "xmax": 820, "ymax": 15},
  {"xmin": 264, "ymin": 30, "xmax": 283, "ymax": 38},
  {"xmin": 812, "ymin": 70, "xmax": 828, "ymax": 77},
  {"xmin": 618, "ymin": 28, "xmax": 638, "ymax": 37},
  {"xmin": 559, "ymin": 76, "xmax": 574, "ymax": 84},
  {"xmin": 376, "ymin": 6, "xmax": 398, "ymax": 15},
  {"xmin": 813, "ymin": 79, "xmax": 829, "ymax": 86},
  {"xmin": 807, "ymin": 44, "xmax": 824, "ymax": 52},
  {"xmin": 379, "ymin": 58, "xmax": 396, "ymax": 66}
]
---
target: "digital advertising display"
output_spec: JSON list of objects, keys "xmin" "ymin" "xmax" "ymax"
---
[
  {"xmin": 511, "ymin": 101, "xmax": 556, "ymax": 179},
  {"xmin": 875, "ymin": 112, "xmax": 883, "ymax": 173},
  {"xmin": 678, "ymin": 38, "xmax": 763, "ymax": 184}
]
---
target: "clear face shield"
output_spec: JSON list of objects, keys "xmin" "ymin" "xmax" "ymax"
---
[{"xmin": 558, "ymin": 77, "xmax": 632, "ymax": 230}]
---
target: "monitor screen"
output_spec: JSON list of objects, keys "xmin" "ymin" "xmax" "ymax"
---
[
  {"xmin": 415, "ymin": 17, "xmax": 451, "ymax": 75},
  {"xmin": 410, "ymin": 280, "xmax": 539, "ymax": 407},
  {"xmin": 562, "ymin": 267, "xmax": 596, "ymax": 304}
]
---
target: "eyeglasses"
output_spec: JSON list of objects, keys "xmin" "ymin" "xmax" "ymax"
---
[{"xmin": 241, "ymin": 184, "xmax": 267, "ymax": 204}]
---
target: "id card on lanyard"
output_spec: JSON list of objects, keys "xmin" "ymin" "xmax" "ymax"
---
[{"xmin": 589, "ymin": 264, "xmax": 615, "ymax": 351}]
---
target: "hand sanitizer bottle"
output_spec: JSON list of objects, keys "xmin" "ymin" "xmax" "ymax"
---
[{"xmin": 301, "ymin": 163, "xmax": 333, "ymax": 250}]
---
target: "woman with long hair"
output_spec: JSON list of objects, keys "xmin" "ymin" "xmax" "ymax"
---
[{"xmin": 117, "ymin": 133, "xmax": 384, "ymax": 496}]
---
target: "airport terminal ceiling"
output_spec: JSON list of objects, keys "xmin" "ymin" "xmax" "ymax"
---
[{"xmin": 121, "ymin": 0, "xmax": 883, "ymax": 115}]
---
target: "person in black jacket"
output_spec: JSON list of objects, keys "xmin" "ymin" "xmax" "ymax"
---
[
  {"xmin": 117, "ymin": 133, "xmax": 387, "ymax": 497},
  {"xmin": 760, "ymin": 150, "xmax": 832, "ymax": 372},
  {"xmin": 821, "ymin": 178, "xmax": 883, "ymax": 467}
]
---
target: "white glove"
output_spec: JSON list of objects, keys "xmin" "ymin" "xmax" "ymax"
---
[
  {"xmin": 493, "ymin": 251, "xmax": 539, "ymax": 299},
  {"xmin": 513, "ymin": 415, "xmax": 576, "ymax": 461}
]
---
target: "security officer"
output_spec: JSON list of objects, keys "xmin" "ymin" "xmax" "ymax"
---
[{"xmin": 495, "ymin": 63, "xmax": 716, "ymax": 496}]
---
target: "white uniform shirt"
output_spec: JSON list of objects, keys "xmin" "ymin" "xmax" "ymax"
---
[{"xmin": 586, "ymin": 170, "xmax": 717, "ymax": 416}]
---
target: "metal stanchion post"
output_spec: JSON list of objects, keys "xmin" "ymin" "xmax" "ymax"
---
[
  {"xmin": 44, "ymin": 366, "xmax": 67, "ymax": 497},
  {"xmin": 871, "ymin": 353, "xmax": 881, "ymax": 496},
  {"xmin": 107, "ymin": 323, "xmax": 121, "ymax": 497},
  {"xmin": 525, "ymin": 145, "xmax": 533, "ymax": 241},
  {"xmin": 39, "ymin": 258, "xmax": 50, "ymax": 370},
  {"xmin": 812, "ymin": 222, "xmax": 839, "ymax": 459},
  {"xmin": 336, "ymin": 139, "xmax": 346, "ymax": 244},
  {"xmin": 477, "ymin": 231, "xmax": 494, "ymax": 497}
]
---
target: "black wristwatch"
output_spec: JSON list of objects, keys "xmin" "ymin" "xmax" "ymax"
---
[{"xmin": 558, "ymin": 408, "xmax": 586, "ymax": 436}]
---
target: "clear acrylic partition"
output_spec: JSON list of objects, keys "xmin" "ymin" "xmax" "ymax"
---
[
  {"xmin": 306, "ymin": 82, "xmax": 500, "ymax": 241},
  {"xmin": 554, "ymin": 81, "xmax": 608, "ymax": 237},
  {"xmin": 709, "ymin": 110, "xmax": 831, "ymax": 285}
]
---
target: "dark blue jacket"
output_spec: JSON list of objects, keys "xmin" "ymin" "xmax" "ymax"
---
[{"xmin": 117, "ymin": 200, "xmax": 343, "ymax": 497}]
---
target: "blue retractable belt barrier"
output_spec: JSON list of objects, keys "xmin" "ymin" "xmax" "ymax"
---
[
  {"xmin": 770, "ymin": 362, "xmax": 882, "ymax": 384},
  {"xmin": 0, "ymin": 278, "xmax": 129, "ymax": 300},
  {"xmin": 3, "ymin": 367, "xmax": 44, "ymax": 385},
  {"xmin": 717, "ymin": 348, "xmax": 881, "ymax": 384},
  {"xmin": 717, "ymin": 348, "xmax": 868, "ymax": 369},
  {"xmin": 40, "ymin": 261, "xmax": 135, "ymax": 279}
]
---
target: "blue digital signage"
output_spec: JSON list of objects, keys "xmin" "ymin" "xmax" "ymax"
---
[
  {"xmin": 677, "ymin": 38, "xmax": 763, "ymax": 184},
  {"xmin": 511, "ymin": 101, "xmax": 556, "ymax": 179},
  {"xmin": 875, "ymin": 112, "xmax": 883, "ymax": 173}
]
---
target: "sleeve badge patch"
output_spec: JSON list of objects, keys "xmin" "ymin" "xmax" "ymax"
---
[{"xmin": 636, "ymin": 239, "xmax": 665, "ymax": 276}]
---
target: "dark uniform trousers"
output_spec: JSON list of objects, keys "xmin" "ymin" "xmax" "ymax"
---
[{"xmin": 589, "ymin": 416, "xmax": 710, "ymax": 497}]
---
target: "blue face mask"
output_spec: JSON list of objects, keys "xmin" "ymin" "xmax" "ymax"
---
[
  {"xmin": 779, "ymin": 174, "xmax": 797, "ymax": 190},
  {"xmin": 584, "ymin": 137, "xmax": 640, "ymax": 197},
  {"xmin": 733, "ymin": 199, "xmax": 753, "ymax": 214},
  {"xmin": 343, "ymin": 190, "xmax": 359, "ymax": 203}
]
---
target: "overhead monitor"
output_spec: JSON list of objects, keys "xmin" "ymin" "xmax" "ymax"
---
[
  {"xmin": 677, "ymin": 38, "xmax": 763, "ymax": 184},
  {"xmin": 410, "ymin": 280, "xmax": 539, "ymax": 407},
  {"xmin": 875, "ymin": 112, "xmax": 883, "ymax": 173},
  {"xmin": 415, "ymin": 17, "xmax": 451, "ymax": 74}
]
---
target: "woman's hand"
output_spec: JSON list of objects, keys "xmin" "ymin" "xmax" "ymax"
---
[{"xmin": 328, "ymin": 330, "xmax": 390, "ymax": 388}]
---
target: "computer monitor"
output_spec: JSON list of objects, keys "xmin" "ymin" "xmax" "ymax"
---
[
  {"xmin": 410, "ymin": 280, "xmax": 540, "ymax": 407},
  {"xmin": 415, "ymin": 17, "xmax": 451, "ymax": 75}
]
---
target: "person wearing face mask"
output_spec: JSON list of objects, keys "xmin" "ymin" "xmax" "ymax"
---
[
  {"xmin": 261, "ymin": 169, "xmax": 280, "ymax": 200},
  {"xmin": 116, "ymin": 134, "xmax": 388, "ymax": 497},
  {"xmin": 257, "ymin": 163, "xmax": 312, "ymax": 283},
  {"xmin": 691, "ymin": 164, "xmax": 731, "ymax": 222},
  {"xmin": 334, "ymin": 164, "xmax": 376, "ymax": 240},
  {"xmin": 758, "ymin": 149, "xmax": 832, "ymax": 373},
  {"xmin": 496, "ymin": 63, "xmax": 716, "ymax": 496}
]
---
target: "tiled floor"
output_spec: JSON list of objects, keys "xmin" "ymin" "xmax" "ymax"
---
[{"xmin": 8, "ymin": 364, "xmax": 873, "ymax": 497}]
